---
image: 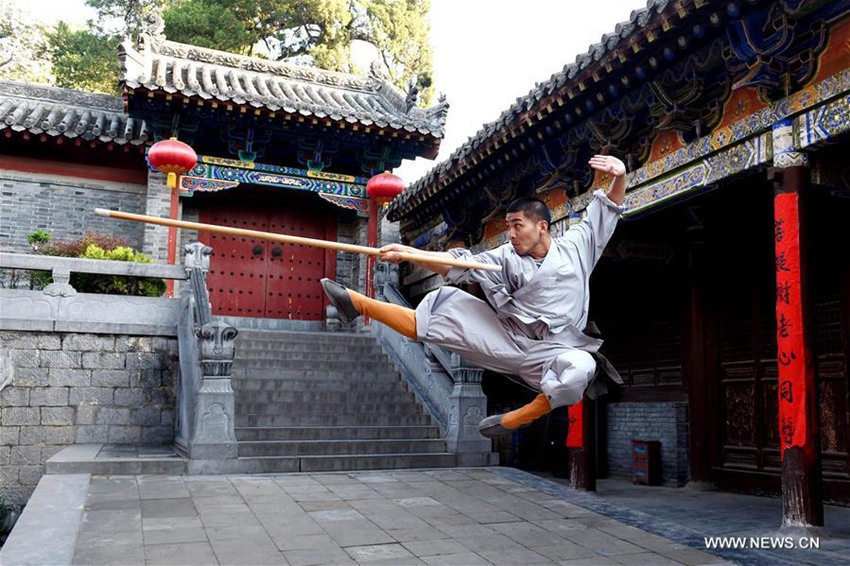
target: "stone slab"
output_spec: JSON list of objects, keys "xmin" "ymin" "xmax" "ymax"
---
[{"xmin": 0, "ymin": 473, "xmax": 90, "ymax": 565}]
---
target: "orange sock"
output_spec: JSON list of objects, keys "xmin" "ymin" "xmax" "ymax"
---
[
  {"xmin": 501, "ymin": 393, "xmax": 552, "ymax": 429},
  {"xmin": 347, "ymin": 290, "xmax": 417, "ymax": 339}
]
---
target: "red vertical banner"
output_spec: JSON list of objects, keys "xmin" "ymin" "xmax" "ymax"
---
[
  {"xmin": 774, "ymin": 192, "xmax": 807, "ymax": 454},
  {"xmin": 566, "ymin": 400, "xmax": 584, "ymax": 448}
]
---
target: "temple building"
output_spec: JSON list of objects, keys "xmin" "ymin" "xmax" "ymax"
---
[
  {"xmin": 387, "ymin": 0, "xmax": 850, "ymax": 519},
  {"xmin": 0, "ymin": 0, "xmax": 848, "ymax": 529},
  {"xmin": 1, "ymin": 13, "xmax": 447, "ymax": 325},
  {"xmin": 0, "ymin": 15, "xmax": 452, "ymax": 504}
]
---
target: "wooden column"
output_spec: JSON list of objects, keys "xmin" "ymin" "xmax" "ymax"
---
[
  {"xmin": 567, "ymin": 399, "xmax": 596, "ymax": 491},
  {"xmin": 685, "ymin": 213, "xmax": 712, "ymax": 486},
  {"xmin": 771, "ymin": 121, "xmax": 823, "ymax": 527}
]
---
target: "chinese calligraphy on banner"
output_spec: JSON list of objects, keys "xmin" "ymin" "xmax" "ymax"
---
[
  {"xmin": 774, "ymin": 192, "xmax": 808, "ymax": 454},
  {"xmin": 567, "ymin": 400, "xmax": 583, "ymax": 448}
]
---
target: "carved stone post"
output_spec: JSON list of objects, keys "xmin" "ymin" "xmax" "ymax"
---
[
  {"xmin": 374, "ymin": 262, "xmax": 399, "ymax": 301},
  {"xmin": 445, "ymin": 353, "xmax": 492, "ymax": 464},
  {"xmin": 325, "ymin": 304, "xmax": 342, "ymax": 332},
  {"xmin": 190, "ymin": 320, "xmax": 239, "ymax": 459},
  {"xmin": 43, "ymin": 266, "xmax": 76, "ymax": 297},
  {"xmin": 184, "ymin": 242, "xmax": 212, "ymax": 273},
  {"xmin": 183, "ymin": 243, "xmax": 212, "ymax": 318}
]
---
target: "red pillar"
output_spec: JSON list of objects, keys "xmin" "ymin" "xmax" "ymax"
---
[
  {"xmin": 166, "ymin": 187, "xmax": 179, "ymax": 297},
  {"xmin": 773, "ymin": 164, "xmax": 823, "ymax": 527},
  {"xmin": 566, "ymin": 399, "xmax": 596, "ymax": 491}
]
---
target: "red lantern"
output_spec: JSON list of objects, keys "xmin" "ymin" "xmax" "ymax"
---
[
  {"xmin": 147, "ymin": 138, "xmax": 198, "ymax": 189},
  {"xmin": 366, "ymin": 171, "xmax": 405, "ymax": 208}
]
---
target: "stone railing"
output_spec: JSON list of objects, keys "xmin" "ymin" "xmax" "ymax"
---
[
  {"xmin": 0, "ymin": 252, "xmax": 186, "ymax": 335},
  {"xmin": 0, "ymin": 247, "xmax": 239, "ymax": 464},
  {"xmin": 372, "ymin": 263, "xmax": 494, "ymax": 465},
  {"xmin": 176, "ymin": 243, "xmax": 238, "ymax": 463}
]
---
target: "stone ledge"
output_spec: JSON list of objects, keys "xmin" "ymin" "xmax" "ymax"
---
[
  {"xmin": 0, "ymin": 473, "xmax": 90, "ymax": 566},
  {"xmin": 45, "ymin": 443, "xmax": 186, "ymax": 475}
]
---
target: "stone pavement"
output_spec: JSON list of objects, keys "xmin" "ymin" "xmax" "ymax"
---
[
  {"xmin": 544, "ymin": 474, "xmax": 850, "ymax": 566},
  {"xmin": 4, "ymin": 467, "xmax": 729, "ymax": 566}
]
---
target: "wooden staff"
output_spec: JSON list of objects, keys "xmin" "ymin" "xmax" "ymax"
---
[{"xmin": 94, "ymin": 208, "xmax": 502, "ymax": 272}]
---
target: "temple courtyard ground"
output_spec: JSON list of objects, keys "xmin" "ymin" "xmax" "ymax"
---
[{"xmin": 3, "ymin": 462, "xmax": 850, "ymax": 565}]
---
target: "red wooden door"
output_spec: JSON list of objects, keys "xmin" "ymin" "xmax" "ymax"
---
[
  {"xmin": 201, "ymin": 205, "xmax": 268, "ymax": 317},
  {"xmin": 265, "ymin": 207, "xmax": 328, "ymax": 320},
  {"xmin": 199, "ymin": 198, "xmax": 332, "ymax": 320}
]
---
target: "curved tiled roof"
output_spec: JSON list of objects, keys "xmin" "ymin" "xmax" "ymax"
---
[
  {"xmin": 0, "ymin": 80, "xmax": 147, "ymax": 144},
  {"xmin": 387, "ymin": 0, "xmax": 670, "ymax": 219},
  {"xmin": 119, "ymin": 28, "xmax": 448, "ymax": 138}
]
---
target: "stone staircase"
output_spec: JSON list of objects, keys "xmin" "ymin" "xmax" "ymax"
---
[{"xmin": 230, "ymin": 329, "xmax": 457, "ymax": 472}]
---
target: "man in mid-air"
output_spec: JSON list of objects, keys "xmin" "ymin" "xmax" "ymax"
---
[{"xmin": 321, "ymin": 154, "xmax": 627, "ymax": 437}]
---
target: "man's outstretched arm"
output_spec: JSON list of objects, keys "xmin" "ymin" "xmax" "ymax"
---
[
  {"xmin": 379, "ymin": 244, "xmax": 454, "ymax": 276},
  {"xmin": 588, "ymin": 155, "xmax": 628, "ymax": 205}
]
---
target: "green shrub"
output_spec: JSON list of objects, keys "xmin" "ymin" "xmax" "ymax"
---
[
  {"xmin": 26, "ymin": 230, "xmax": 52, "ymax": 252},
  {"xmin": 34, "ymin": 233, "xmax": 166, "ymax": 297},
  {"xmin": 26, "ymin": 231, "xmax": 54, "ymax": 288},
  {"xmin": 41, "ymin": 232, "xmax": 131, "ymax": 258},
  {"xmin": 72, "ymin": 244, "xmax": 166, "ymax": 296}
]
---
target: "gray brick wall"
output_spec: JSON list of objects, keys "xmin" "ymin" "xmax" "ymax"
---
[
  {"xmin": 380, "ymin": 215, "xmax": 400, "ymax": 248},
  {"xmin": 180, "ymin": 206, "xmax": 201, "ymax": 253},
  {"xmin": 605, "ymin": 401, "xmax": 689, "ymax": 486},
  {"xmin": 0, "ymin": 331, "xmax": 177, "ymax": 505},
  {"xmin": 142, "ymin": 172, "xmax": 172, "ymax": 263},
  {"xmin": 0, "ymin": 171, "xmax": 147, "ymax": 253},
  {"xmin": 335, "ymin": 212, "xmax": 359, "ymax": 291},
  {"xmin": 355, "ymin": 216, "xmax": 369, "ymax": 293}
]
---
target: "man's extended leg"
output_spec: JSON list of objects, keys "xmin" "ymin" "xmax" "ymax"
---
[
  {"xmin": 478, "ymin": 393, "xmax": 551, "ymax": 438},
  {"xmin": 325, "ymin": 281, "xmax": 549, "ymax": 439},
  {"xmin": 478, "ymin": 348, "xmax": 596, "ymax": 439},
  {"xmin": 320, "ymin": 278, "xmax": 416, "ymax": 339}
]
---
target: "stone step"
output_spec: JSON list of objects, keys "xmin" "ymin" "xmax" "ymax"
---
[
  {"xmin": 237, "ymin": 439, "xmax": 446, "ymax": 457},
  {"xmin": 234, "ymin": 425, "xmax": 441, "ymax": 441},
  {"xmin": 232, "ymin": 378, "xmax": 410, "ymax": 393},
  {"xmin": 219, "ymin": 453, "xmax": 458, "ymax": 474},
  {"xmin": 225, "ymin": 330, "xmax": 465, "ymax": 472},
  {"xmin": 45, "ymin": 444, "xmax": 186, "ymax": 476},
  {"xmin": 235, "ymin": 341, "xmax": 383, "ymax": 355},
  {"xmin": 233, "ymin": 390, "xmax": 415, "ymax": 404},
  {"xmin": 231, "ymin": 369, "xmax": 402, "ymax": 381},
  {"xmin": 236, "ymin": 330, "xmax": 378, "ymax": 344},
  {"xmin": 236, "ymin": 401, "xmax": 424, "ymax": 415},
  {"xmin": 236, "ymin": 413, "xmax": 434, "ymax": 427},
  {"xmin": 232, "ymin": 351, "xmax": 388, "ymax": 363},
  {"xmin": 231, "ymin": 359, "xmax": 394, "ymax": 371}
]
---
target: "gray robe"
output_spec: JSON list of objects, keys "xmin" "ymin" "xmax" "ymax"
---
[{"xmin": 414, "ymin": 189, "xmax": 624, "ymax": 408}]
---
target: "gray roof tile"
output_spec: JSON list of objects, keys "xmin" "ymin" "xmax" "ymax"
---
[
  {"xmin": 119, "ymin": 30, "xmax": 448, "ymax": 139},
  {"xmin": 0, "ymin": 80, "xmax": 146, "ymax": 144}
]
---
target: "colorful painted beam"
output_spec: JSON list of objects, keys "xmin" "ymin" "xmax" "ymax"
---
[{"xmin": 174, "ymin": 154, "xmax": 370, "ymax": 216}]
